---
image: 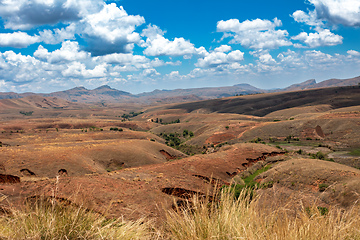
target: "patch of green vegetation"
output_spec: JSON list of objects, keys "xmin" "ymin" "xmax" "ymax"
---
[
  {"xmin": 269, "ymin": 137, "xmax": 278, "ymax": 143},
  {"xmin": 310, "ymin": 151, "xmax": 326, "ymax": 160},
  {"xmin": 250, "ymin": 137, "xmax": 262, "ymax": 143},
  {"xmin": 243, "ymin": 165, "xmax": 272, "ymax": 185},
  {"xmin": 216, "ymin": 142, "xmax": 228, "ymax": 148},
  {"xmin": 182, "ymin": 129, "xmax": 194, "ymax": 138},
  {"xmin": 318, "ymin": 183, "xmax": 329, "ymax": 192},
  {"xmin": 19, "ymin": 111, "xmax": 33, "ymax": 116},
  {"xmin": 224, "ymin": 165, "xmax": 273, "ymax": 200},
  {"xmin": 121, "ymin": 111, "xmax": 144, "ymax": 119},
  {"xmin": 162, "ymin": 132, "xmax": 181, "ymax": 147},
  {"xmin": 306, "ymin": 206, "xmax": 329, "ymax": 216},
  {"xmin": 310, "ymin": 151, "xmax": 334, "ymax": 162},
  {"xmin": 176, "ymin": 144, "xmax": 203, "ymax": 155},
  {"xmin": 161, "ymin": 119, "xmax": 180, "ymax": 125},
  {"xmin": 296, "ymin": 149, "xmax": 303, "ymax": 154},
  {"xmin": 110, "ymin": 127, "xmax": 123, "ymax": 132},
  {"xmin": 317, "ymin": 206, "xmax": 329, "ymax": 216},
  {"xmin": 349, "ymin": 148, "xmax": 360, "ymax": 156},
  {"xmin": 273, "ymin": 119, "xmax": 281, "ymax": 122}
]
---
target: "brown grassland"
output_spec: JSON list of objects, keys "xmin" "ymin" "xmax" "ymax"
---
[{"xmin": 0, "ymin": 85, "xmax": 359, "ymax": 239}]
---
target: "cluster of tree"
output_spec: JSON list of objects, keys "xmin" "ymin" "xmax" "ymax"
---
[
  {"xmin": 161, "ymin": 133, "xmax": 181, "ymax": 147},
  {"xmin": 19, "ymin": 111, "xmax": 33, "ymax": 116},
  {"xmin": 121, "ymin": 111, "xmax": 144, "ymax": 119},
  {"xmin": 159, "ymin": 129, "xmax": 194, "ymax": 148},
  {"xmin": 182, "ymin": 129, "xmax": 194, "ymax": 137},
  {"xmin": 152, "ymin": 118, "xmax": 181, "ymax": 125},
  {"xmin": 110, "ymin": 127, "xmax": 123, "ymax": 132}
]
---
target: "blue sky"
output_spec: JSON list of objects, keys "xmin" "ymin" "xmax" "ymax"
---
[{"xmin": 0, "ymin": 0, "xmax": 359, "ymax": 93}]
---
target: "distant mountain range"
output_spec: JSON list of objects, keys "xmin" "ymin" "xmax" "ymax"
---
[
  {"xmin": 283, "ymin": 76, "xmax": 360, "ymax": 91},
  {"xmin": 0, "ymin": 76, "xmax": 359, "ymax": 104}
]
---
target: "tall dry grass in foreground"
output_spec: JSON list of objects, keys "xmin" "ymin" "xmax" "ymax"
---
[
  {"xmin": 165, "ymin": 189, "xmax": 360, "ymax": 240},
  {"xmin": 0, "ymin": 189, "xmax": 359, "ymax": 239},
  {"xmin": 0, "ymin": 196, "xmax": 158, "ymax": 240}
]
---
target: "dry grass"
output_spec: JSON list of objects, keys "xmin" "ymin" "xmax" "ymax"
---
[
  {"xmin": 164, "ymin": 189, "xmax": 360, "ymax": 240},
  {"xmin": 0, "ymin": 196, "xmax": 158, "ymax": 240},
  {"xmin": 0, "ymin": 187, "xmax": 359, "ymax": 239}
]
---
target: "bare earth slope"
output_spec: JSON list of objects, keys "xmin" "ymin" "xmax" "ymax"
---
[{"xmin": 169, "ymin": 85, "xmax": 360, "ymax": 117}]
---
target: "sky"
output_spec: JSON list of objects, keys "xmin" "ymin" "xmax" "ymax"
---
[{"xmin": 0, "ymin": 0, "xmax": 359, "ymax": 94}]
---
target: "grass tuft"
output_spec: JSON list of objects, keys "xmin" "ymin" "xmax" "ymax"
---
[
  {"xmin": 0, "ymin": 196, "xmax": 156, "ymax": 240},
  {"xmin": 164, "ymin": 188, "xmax": 360, "ymax": 240}
]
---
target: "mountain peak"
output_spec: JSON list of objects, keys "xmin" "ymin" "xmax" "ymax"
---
[
  {"xmin": 70, "ymin": 86, "xmax": 87, "ymax": 91},
  {"xmin": 94, "ymin": 85, "xmax": 112, "ymax": 90}
]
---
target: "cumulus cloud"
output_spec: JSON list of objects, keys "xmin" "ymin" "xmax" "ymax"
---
[
  {"xmin": 196, "ymin": 50, "xmax": 244, "ymax": 68},
  {"xmin": 214, "ymin": 45, "xmax": 232, "ymax": 53},
  {"xmin": 0, "ymin": 51, "xmax": 51, "ymax": 84},
  {"xmin": 347, "ymin": 50, "xmax": 360, "ymax": 57},
  {"xmin": 309, "ymin": 0, "xmax": 360, "ymax": 27},
  {"xmin": 141, "ymin": 24, "xmax": 207, "ymax": 57},
  {"xmin": 34, "ymin": 41, "xmax": 90, "ymax": 63},
  {"xmin": 258, "ymin": 53, "xmax": 277, "ymax": 65},
  {"xmin": 277, "ymin": 50, "xmax": 305, "ymax": 68},
  {"xmin": 0, "ymin": 0, "xmax": 101, "ymax": 30},
  {"xmin": 292, "ymin": 29, "xmax": 343, "ymax": 48},
  {"xmin": 0, "ymin": 32, "xmax": 40, "ymax": 48},
  {"xmin": 217, "ymin": 18, "xmax": 292, "ymax": 49},
  {"xmin": 38, "ymin": 24, "xmax": 76, "ymax": 44},
  {"xmin": 80, "ymin": 3, "xmax": 145, "ymax": 56},
  {"xmin": 141, "ymin": 68, "xmax": 160, "ymax": 77},
  {"xmin": 304, "ymin": 50, "xmax": 337, "ymax": 66},
  {"xmin": 62, "ymin": 62, "xmax": 107, "ymax": 78},
  {"xmin": 291, "ymin": 10, "xmax": 322, "ymax": 27}
]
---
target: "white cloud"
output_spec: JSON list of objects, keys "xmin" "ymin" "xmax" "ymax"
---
[
  {"xmin": 347, "ymin": 50, "xmax": 360, "ymax": 57},
  {"xmin": 0, "ymin": 0, "xmax": 100, "ymax": 30},
  {"xmin": 62, "ymin": 62, "xmax": 107, "ymax": 78},
  {"xmin": 38, "ymin": 24, "xmax": 76, "ymax": 44},
  {"xmin": 0, "ymin": 32, "xmax": 39, "ymax": 48},
  {"xmin": 34, "ymin": 41, "xmax": 90, "ymax": 63},
  {"xmin": 292, "ymin": 29, "xmax": 343, "ymax": 48},
  {"xmin": 100, "ymin": 53, "xmax": 149, "ymax": 65},
  {"xmin": 141, "ymin": 24, "xmax": 166, "ymax": 39},
  {"xmin": 214, "ymin": 45, "xmax": 232, "ymax": 53},
  {"xmin": 291, "ymin": 10, "xmax": 322, "ymax": 27},
  {"xmin": 143, "ymin": 36, "xmax": 201, "ymax": 57},
  {"xmin": 141, "ymin": 24, "xmax": 206, "ymax": 57},
  {"xmin": 81, "ymin": 3, "xmax": 145, "ymax": 56},
  {"xmin": 309, "ymin": 0, "xmax": 360, "ymax": 27},
  {"xmin": 141, "ymin": 68, "xmax": 160, "ymax": 77},
  {"xmin": 217, "ymin": 18, "xmax": 292, "ymax": 49},
  {"xmin": 304, "ymin": 50, "xmax": 337, "ymax": 66},
  {"xmin": 196, "ymin": 50, "xmax": 244, "ymax": 68},
  {"xmin": 258, "ymin": 53, "xmax": 276, "ymax": 65},
  {"xmin": 277, "ymin": 50, "xmax": 305, "ymax": 68}
]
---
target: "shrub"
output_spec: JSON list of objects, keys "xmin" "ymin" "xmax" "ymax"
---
[
  {"xmin": 311, "ymin": 151, "xmax": 326, "ymax": 160},
  {"xmin": 19, "ymin": 111, "xmax": 33, "ymax": 116},
  {"xmin": 318, "ymin": 183, "xmax": 329, "ymax": 192}
]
